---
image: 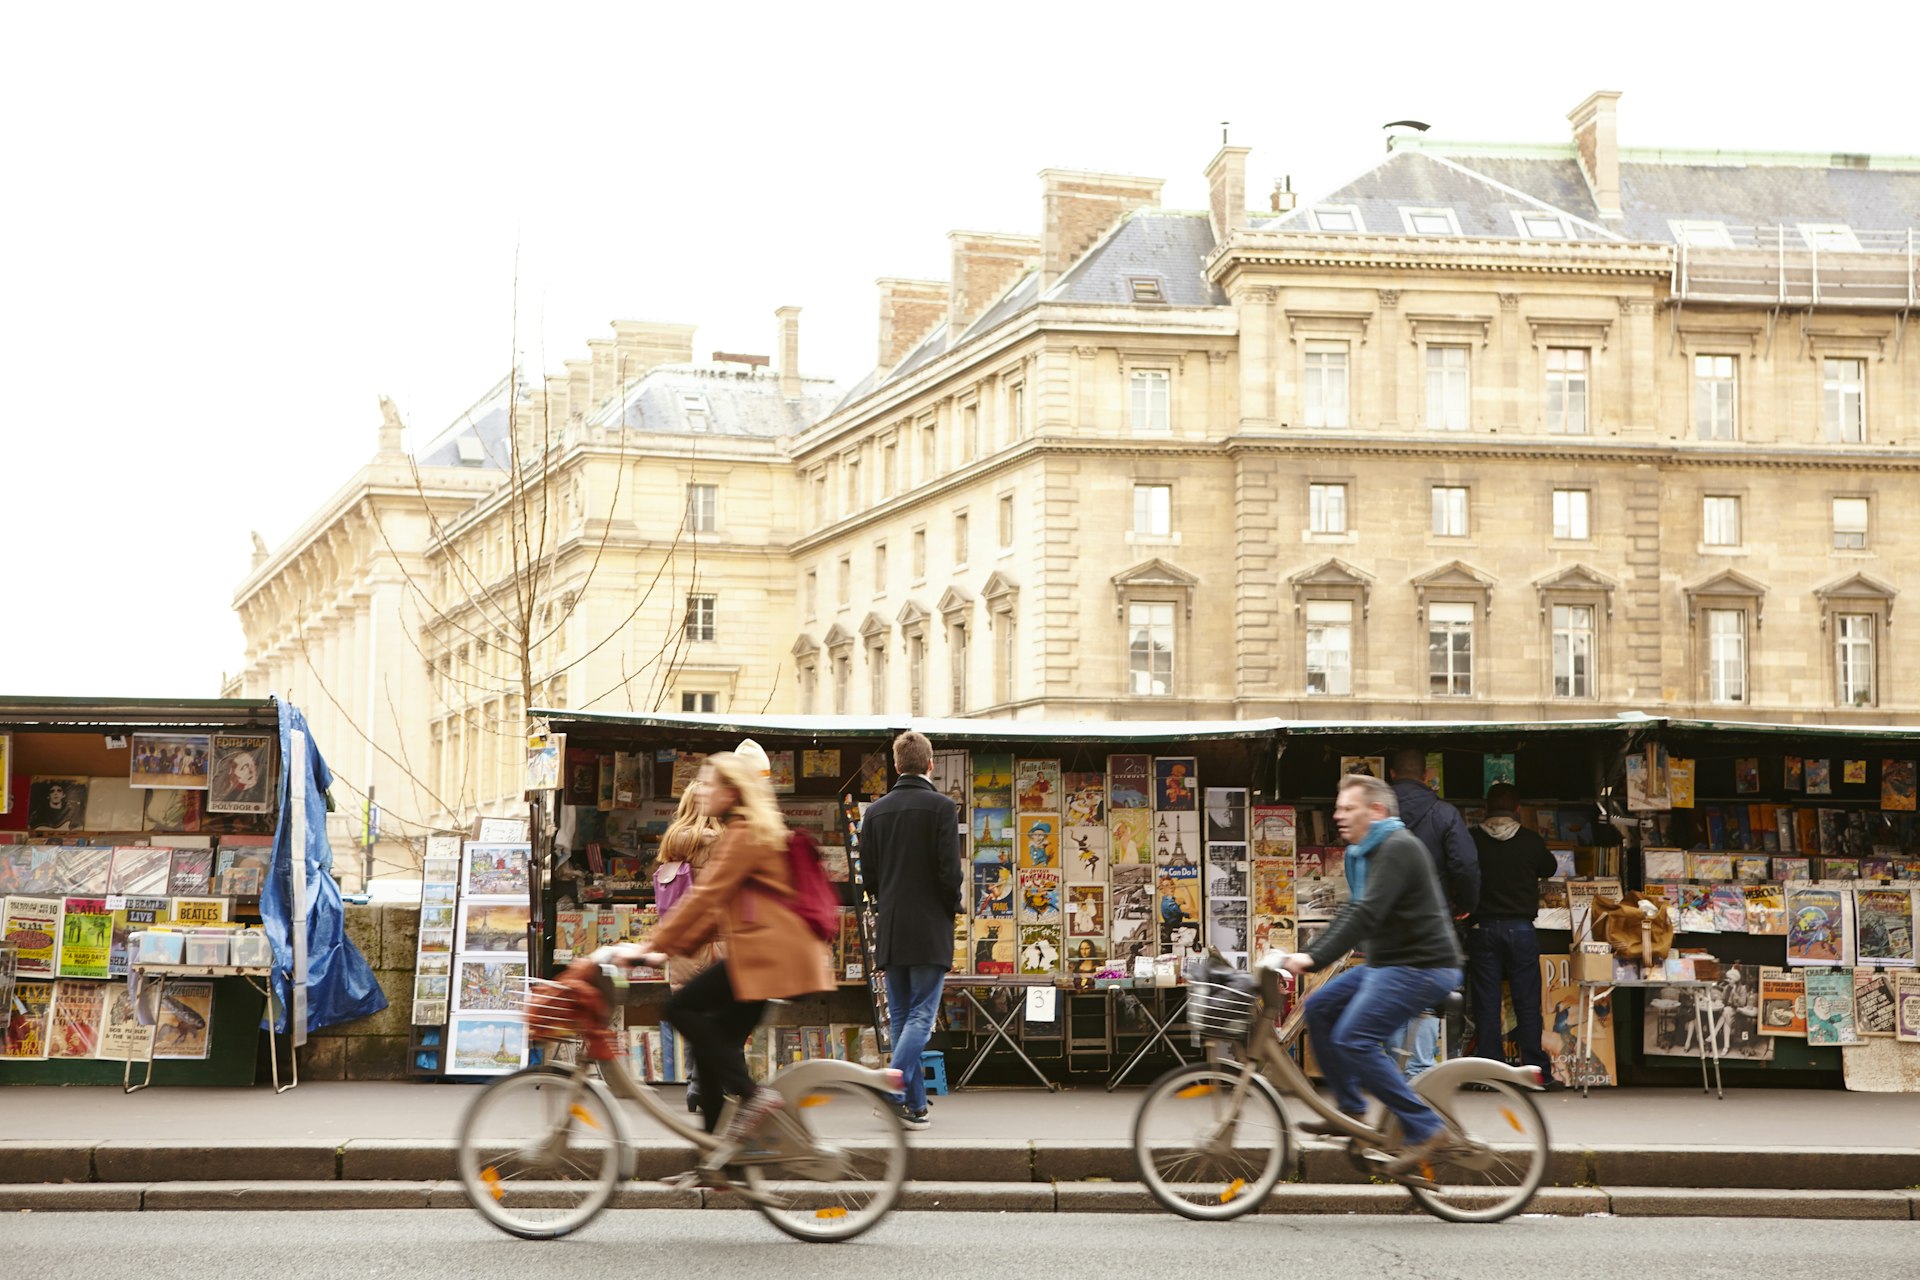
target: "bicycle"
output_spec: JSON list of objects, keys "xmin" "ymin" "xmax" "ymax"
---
[
  {"xmin": 1131, "ymin": 952, "xmax": 1549, "ymax": 1224},
  {"xmin": 455, "ymin": 951, "xmax": 909, "ymax": 1242}
]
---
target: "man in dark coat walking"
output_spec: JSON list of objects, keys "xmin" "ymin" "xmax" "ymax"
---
[
  {"xmin": 858, "ymin": 729, "xmax": 963, "ymax": 1128},
  {"xmin": 1387, "ymin": 747, "xmax": 1479, "ymax": 1075}
]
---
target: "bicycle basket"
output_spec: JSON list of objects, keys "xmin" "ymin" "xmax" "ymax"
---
[
  {"xmin": 519, "ymin": 971, "xmax": 619, "ymax": 1061},
  {"xmin": 1187, "ymin": 977, "xmax": 1259, "ymax": 1043}
]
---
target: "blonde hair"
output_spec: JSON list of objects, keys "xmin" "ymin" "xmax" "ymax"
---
[
  {"xmin": 660, "ymin": 783, "xmax": 720, "ymax": 864},
  {"xmin": 702, "ymin": 750, "xmax": 788, "ymax": 852}
]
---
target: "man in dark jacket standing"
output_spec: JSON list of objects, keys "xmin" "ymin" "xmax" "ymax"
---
[
  {"xmin": 1467, "ymin": 782, "xmax": 1560, "ymax": 1081},
  {"xmin": 858, "ymin": 729, "xmax": 962, "ymax": 1129},
  {"xmin": 1283, "ymin": 774, "xmax": 1464, "ymax": 1175},
  {"xmin": 1386, "ymin": 748, "xmax": 1479, "ymax": 1076}
]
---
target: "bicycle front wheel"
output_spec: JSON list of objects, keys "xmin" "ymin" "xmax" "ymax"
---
[
  {"xmin": 743, "ymin": 1081, "xmax": 907, "ymax": 1243},
  {"xmin": 456, "ymin": 1064, "xmax": 623, "ymax": 1239},
  {"xmin": 1132, "ymin": 1062, "xmax": 1290, "ymax": 1221},
  {"xmin": 1404, "ymin": 1075, "xmax": 1549, "ymax": 1224}
]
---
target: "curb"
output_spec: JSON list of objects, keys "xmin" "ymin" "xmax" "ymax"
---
[{"xmin": 5, "ymin": 1181, "xmax": 1917, "ymax": 1218}]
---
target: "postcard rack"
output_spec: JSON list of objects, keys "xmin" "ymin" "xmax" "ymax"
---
[{"xmin": 125, "ymin": 962, "xmax": 293, "ymax": 1094}]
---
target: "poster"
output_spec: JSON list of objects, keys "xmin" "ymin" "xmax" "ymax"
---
[
  {"xmin": 1338, "ymin": 755, "xmax": 1385, "ymax": 782},
  {"xmin": 1806, "ymin": 759, "xmax": 1832, "ymax": 796},
  {"xmin": 1251, "ymin": 805, "xmax": 1296, "ymax": 859},
  {"xmin": 1804, "ymin": 968, "xmax": 1860, "ymax": 1046},
  {"xmin": 1203, "ymin": 788, "xmax": 1249, "ymax": 842},
  {"xmin": 3, "ymin": 896, "xmax": 63, "ymax": 976},
  {"xmin": 1854, "ymin": 968, "xmax": 1897, "ymax": 1037},
  {"xmin": 1668, "ymin": 759, "xmax": 1695, "ymax": 809},
  {"xmin": 1014, "ymin": 758, "xmax": 1060, "ymax": 812},
  {"xmin": 802, "ymin": 749, "xmax": 841, "ymax": 780},
  {"xmin": 1855, "ymin": 887, "xmax": 1916, "ymax": 967},
  {"xmin": 767, "ymin": 750, "xmax": 796, "ymax": 795},
  {"xmin": 1539, "ymin": 953, "xmax": 1615, "ymax": 1087},
  {"xmin": 1107, "ymin": 755, "xmax": 1149, "ymax": 808},
  {"xmin": 453, "ymin": 957, "xmax": 528, "ymax": 1013},
  {"xmin": 1153, "ymin": 757, "xmax": 1197, "ymax": 811},
  {"xmin": 461, "ymin": 843, "xmax": 531, "ymax": 897},
  {"xmin": 129, "ymin": 734, "xmax": 212, "ymax": 790},
  {"xmin": 524, "ymin": 733, "xmax": 563, "ymax": 793},
  {"xmin": 857, "ymin": 751, "xmax": 889, "ymax": 798},
  {"xmin": 456, "ymin": 900, "xmax": 531, "ymax": 953},
  {"xmin": 49, "ymin": 978, "xmax": 105, "ymax": 1059},
  {"xmin": 1758, "ymin": 967, "xmax": 1807, "ymax": 1036},
  {"xmin": 1882, "ymin": 760, "xmax": 1918, "ymax": 812},
  {"xmin": 1016, "ymin": 815, "xmax": 1058, "ymax": 869},
  {"xmin": 95, "ymin": 983, "xmax": 155, "ymax": 1061},
  {"xmin": 1108, "ymin": 808, "xmax": 1150, "ymax": 865},
  {"xmin": 207, "ymin": 733, "xmax": 276, "ymax": 814},
  {"xmin": 1897, "ymin": 971, "xmax": 1920, "ymax": 1042},
  {"xmin": 1, "ymin": 980, "xmax": 55, "ymax": 1059},
  {"xmin": 1843, "ymin": 760, "xmax": 1868, "ymax": 785},
  {"xmin": 57, "ymin": 897, "xmax": 111, "ymax": 979},
  {"xmin": 154, "ymin": 981, "xmax": 215, "ymax": 1059},
  {"xmin": 1483, "ymin": 753, "xmax": 1516, "ymax": 791},
  {"xmin": 448, "ymin": 1013, "xmax": 530, "ymax": 1075},
  {"xmin": 669, "ymin": 751, "xmax": 706, "ymax": 798},
  {"xmin": 1785, "ymin": 883, "xmax": 1852, "ymax": 967}
]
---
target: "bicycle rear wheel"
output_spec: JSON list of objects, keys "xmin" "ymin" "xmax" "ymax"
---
[
  {"xmin": 456, "ymin": 1064, "xmax": 623, "ymax": 1239},
  {"xmin": 1132, "ymin": 1062, "xmax": 1290, "ymax": 1221},
  {"xmin": 742, "ymin": 1081, "xmax": 907, "ymax": 1243},
  {"xmin": 1404, "ymin": 1076, "xmax": 1548, "ymax": 1223}
]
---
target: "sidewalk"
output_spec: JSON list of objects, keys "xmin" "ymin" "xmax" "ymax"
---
[{"xmin": 6, "ymin": 1080, "xmax": 1920, "ymax": 1148}]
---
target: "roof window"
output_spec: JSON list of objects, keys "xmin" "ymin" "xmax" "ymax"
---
[
  {"xmin": 455, "ymin": 436, "xmax": 486, "ymax": 466},
  {"xmin": 1799, "ymin": 223, "xmax": 1861, "ymax": 253},
  {"xmin": 681, "ymin": 393, "xmax": 711, "ymax": 432},
  {"xmin": 1400, "ymin": 207, "xmax": 1461, "ymax": 236},
  {"xmin": 1128, "ymin": 276, "xmax": 1166, "ymax": 304},
  {"xmin": 1669, "ymin": 219, "xmax": 1734, "ymax": 248},
  {"xmin": 1513, "ymin": 210, "xmax": 1570, "ymax": 240},
  {"xmin": 1311, "ymin": 206, "xmax": 1362, "ymax": 233}
]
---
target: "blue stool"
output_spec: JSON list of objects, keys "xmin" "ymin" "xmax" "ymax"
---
[{"xmin": 920, "ymin": 1049, "xmax": 950, "ymax": 1096}]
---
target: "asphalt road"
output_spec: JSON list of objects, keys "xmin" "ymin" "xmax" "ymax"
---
[{"xmin": 9, "ymin": 1211, "xmax": 1916, "ymax": 1277}]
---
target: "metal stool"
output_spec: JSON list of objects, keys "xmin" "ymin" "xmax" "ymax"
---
[{"xmin": 921, "ymin": 1049, "xmax": 950, "ymax": 1097}]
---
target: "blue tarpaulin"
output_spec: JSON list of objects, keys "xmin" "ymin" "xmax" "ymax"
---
[{"xmin": 260, "ymin": 700, "xmax": 387, "ymax": 1034}]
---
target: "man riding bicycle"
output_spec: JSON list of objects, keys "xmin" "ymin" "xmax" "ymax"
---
[{"xmin": 1279, "ymin": 773, "xmax": 1465, "ymax": 1176}]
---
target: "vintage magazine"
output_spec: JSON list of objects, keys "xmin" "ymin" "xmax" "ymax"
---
[
  {"xmin": 3, "ymin": 895, "xmax": 63, "ymax": 976},
  {"xmin": 1785, "ymin": 882, "xmax": 1854, "ymax": 967},
  {"xmin": 153, "ymin": 980, "xmax": 215, "ymax": 1059},
  {"xmin": 1854, "ymin": 968, "xmax": 1897, "ymax": 1037},
  {"xmin": 1854, "ymin": 887, "xmax": 1916, "ymax": 967},
  {"xmin": 1565, "ymin": 878, "xmax": 1622, "ymax": 944},
  {"xmin": 49, "ymin": 978, "xmax": 105, "ymax": 1059},
  {"xmin": 1895, "ymin": 971, "xmax": 1920, "ymax": 1042},
  {"xmin": 1804, "ymin": 968, "xmax": 1861, "ymax": 1047},
  {"xmin": 1758, "ymin": 966, "xmax": 1807, "ymax": 1037},
  {"xmin": 1742, "ymin": 884, "xmax": 1787, "ymax": 936},
  {"xmin": 2, "ymin": 979, "xmax": 55, "ymax": 1059}
]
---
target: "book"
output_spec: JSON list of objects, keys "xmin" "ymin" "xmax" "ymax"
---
[
  {"xmin": 1707, "ymin": 884, "xmax": 1747, "ymax": 933},
  {"xmin": 57, "ymin": 896, "xmax": 111, "ymax": 978},
  {"xmin": 1643, "ymin": 848, "xmax": 1686, "ymax": 882},
  {"xmin": 49, "ymin": 977, "xmax": 105, "ymax": 1058},
  {"xmin": 2, "ymin": 895, "xmax": 63, "ymax": 976}
]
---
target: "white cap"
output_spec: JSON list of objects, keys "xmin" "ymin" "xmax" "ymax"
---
[{"xmin": 734, "ymin": 738, "xmax": 771, "ymax": 779}]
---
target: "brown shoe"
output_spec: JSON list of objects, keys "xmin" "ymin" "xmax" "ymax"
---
[
  {"xmin": 1385, "ymin": 1128, "xmax": 1455, "ymax": 1177},
  {"xmin": 1297, "ymin": 1112, "xmax": 1366, "ymax": 1138}
]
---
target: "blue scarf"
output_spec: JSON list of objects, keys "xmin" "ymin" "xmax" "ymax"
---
[{"xmin": 1344, "ymin": 816, "xmax": 1404, "ymax": 902}]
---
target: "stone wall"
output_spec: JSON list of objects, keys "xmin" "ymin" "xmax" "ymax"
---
[{"xmin": 293, "ymin": 903, "xmax": 420, "ymax": 1081}]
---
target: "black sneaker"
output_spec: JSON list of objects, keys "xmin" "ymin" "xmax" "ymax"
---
[{"xmin": 893, "ymin": 1102, "xmax": 930, "ymax": 1131}]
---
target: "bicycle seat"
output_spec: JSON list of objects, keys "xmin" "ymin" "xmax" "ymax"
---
[{"xmin": 1428, "ymin": 990, "xmax": 1465, "ymax": 1017}]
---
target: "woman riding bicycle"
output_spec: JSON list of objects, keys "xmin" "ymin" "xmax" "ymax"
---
[{"xmin": 646, "ymin": 748, "xmax": 835, "ymax": 1145}]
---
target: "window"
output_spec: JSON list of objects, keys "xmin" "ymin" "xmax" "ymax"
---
[
  {"xmin": 845, "ymin": 457, "xmax": 862, "ymax": 509},
  {"xmin": 907, "ymin": 634, "xmax": 926, "ymax": 716},
  {"xmin": 950, "ymin": 622, "xmax": 969, "ymax": 712},
  {"xmin": 683, "ymin": 593, "xmax": 716, "ymax": 642},
  {"xmin": 1706, "ymin": 609, "xmax": 1746, "ymax": 703},
  {"xmin": 1427, "ymin": 602, "xmax": 1473, "ymax": 697},
  {"xmin": 680, "ymin": 692, "xmax": 718, "ymax": 714},
  {"xmin": 1401, "ymin": 207, "xmax": 1460, "ymax": 236},
  {"xmin": 837, "ymin": 556, "xmax": 851, "ymax": 606},
  {"xmin": 1311, "ymin": 206, "xmax": 1361, "ymax": 232},
  {"xmin": 1552, "ymin": 489, "xmax": 1590, "ymax": 541},
  {"xmin": 1304, "ymin": 600, "xmax": 1353, "ymax": 696},
  {"xmin": 1824, "ymin": 358, "xmax": 1865, "ymax": 442},
  {"xmin": 1833, "ymin": 497, "xmax": 1868, "ymax": 550},
  {"xmin": 882, "ymin": 441, "xmax": 898, "ymax": 497},
  {"xmin": 954, "ymin": 512, "xmax": 970, "ymax": 566},
  {"xmin": 1133, "ymin": 484, "xmax": 1172, "ymax": 536},
  {"xmin": 874, "ymin": 542, "xmax": 888, "ymax": 592},
  {"xmin": 1703, "ymin": 495, "xmax": 1741, "ymax": 548},
  {"xmin": 1694, "ymin": 355, "xmax": 1737, "ymax": 440},
  {"xmin": 1836, "ymin": 613, "xmax": 1875, "ymax": 707},
  {"xmin": 1800, "ymin": 223, "xmax": 1861, "ymax": 253},
  {"xmin": 1670, "ymin": 220, "xmax": 1734, "ymax": 248},
  {"xmin": 804, "ymin": 569, "xmax": 817, "ymax": 619},
  {"xmin": 811, "ymin": 472, "xmax": 827, "ymax": 524},
  {"xmin": 1309, "ymin": 483, "xmax": 1348, "ymax": 535},
  {"xmin": 1130, "ymin": 369, "xmax": 1171, "ymax": 436},
  {"xmin": 686, "ymin": 483, "xmax": 717, "ymax": 533},
  {"xmin": 911, "ymin": 527, "xmax": 927, "ymax": 580},
  {"xmin": 997, "ymin": 611, "xmax": 1017, "ymax": 704},
  {"xmin": 1009, "ymin": 384, "xmax": 1025, "ymax": 440},
  {"xmin": 1552, "ymin": 604, "xmax": 1593, "ymax": 699},
  {"xmin": 870, "ymin": 642, "xmax": 888, "ymax": 712},
  {"xmin": 1303, "ymin": 343, "xmax": 1349, "ymax": 428},
  {"xmin": 1127, "ymin": 601, "xmax": 1175, "ymax": 696},
  {"xmin": 1425, "ymin": 346, "xmax": 1470, "ymax": 430},
  {"xmin": 999, "ymin": 493, "xmax": 1015, "ymax": 548},
  {"xmin": 833, "ymin": 653, "xmax": 851, "ymax": 715},
  {"xmin": 798, "ymin": 661, "xmax": 817, "ymax": 714},
  {"xmin": 964, "ymin": 404, "xmax": 980, "ymax": 460},
  {"xmin": 921, "ymin": 423, "xmax": 938, "ymax": 480},
  {"xmin": 1545, "ymin": 348, "xmax": 1589, "ymax": 434},
  {"xmin": 1431, "ymin": 486, "xmax": 1469, "ymax": 537},
  {"xmin": 1515, "ymin": 211, "xmax": 1569, "ymax": 239},
  {"xmin": 1128, "ymin": 276, "xmax": 1166, "ymax": 303}
]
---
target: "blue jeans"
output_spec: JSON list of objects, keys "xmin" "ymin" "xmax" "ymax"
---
[
  {"xmin": 885, "ymin": 964, "xmax": 946, "ymax": 1113},
  {"xmin": 1468, "ymin": 919, "xmax": 1549, "ymax": 1072},
  {"xmin": 1305, "ymin": 964, "xmax": 1463, "ymax": 1146},
  {"xmin": 1406, "ymin": 1015, "xmax": 1440, "ymax": 1078}
]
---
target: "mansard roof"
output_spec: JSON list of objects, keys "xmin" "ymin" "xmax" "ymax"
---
[
  {"xmin": 1048, "ymin": 210, "xmax": 1227, "ymax": 307},
  {"xmin": 585, "ymin": 363, "xmax": 841, "ymax": 438},
  {"xmin": 413, "ymin": 374, "xmax": 520, "ymax": 470}
]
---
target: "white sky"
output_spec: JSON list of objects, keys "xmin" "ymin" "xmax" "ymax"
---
[{"xmin": 2, "ymin": 1, "xmax": 1914, "ymax": 698}]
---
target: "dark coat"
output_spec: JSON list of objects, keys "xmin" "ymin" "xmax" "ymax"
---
[
  {"xmin": 858, "ymin": 774, "xmax": 963, "ymax": 969},
  {"xmin": 1393, "ymin": 778, "xmax": 1481, "ymax": 916}
]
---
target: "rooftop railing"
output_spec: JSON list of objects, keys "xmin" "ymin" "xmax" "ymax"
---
[{"xmin": 1675, "ymin": 226, "xmax": 1918, "ymax": 308}]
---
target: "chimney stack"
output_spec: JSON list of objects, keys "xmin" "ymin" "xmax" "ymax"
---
[
  {"xmin": 1039, "ymin": 168, "xmax": 1165, "ymax": 290},
  {"xmin": 1270, "ymin": 176, "xmax": 1296, "ymax": 214},
  {"xmin": 949, "ymin": 231, "xmax": 1043, "ymax": 338},
  {"xmin": 1568, "ymin": 90, "xmax": 1623, "ymax": 221},
  {"xmin": 611, "ymin": 320, "xmax": 696, "ymax": 384},
  {"xmin": 876, "ymin": 278, "xmax": 949, "ymax": 375},
  {"xmin": 776, "ymin": 306, "xmax": 802, "ymax": 400},
  {"xmin": 1204, "ymin": 145, "xmax": 1251, "ymax": 243}
]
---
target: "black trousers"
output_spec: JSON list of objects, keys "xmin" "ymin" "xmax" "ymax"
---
[{"xmin": 662, "ymin": 960, "xmax": 766, "ymax": 1133}]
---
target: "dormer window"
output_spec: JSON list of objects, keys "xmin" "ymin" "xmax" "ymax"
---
[
  {"xmin": 681, "ymin": 393, "xmax": 710, "ymax": 432},
  {"xmin": 1799, "ymin": 223, "xmax": 1861, "ymax": 253},
  {"xmin": 1128, "ymin": 276, "xmax": 1166, "ymax": 303},
  {"xmin": 1670, "ymin": 219, "xmax": 1733, "ymax": 248},
  {"xmin": 455, "ymin": 436, "xmax": 485, "ymax": 465},
  {"xmin": 1513, "ymin": 210, "xmax": 1570, "ymax": 240},
  {"xmin": 1401, "ymin": 207, "xmax": 1460, "ymax": 236},
  {"xmin": 1311, "ymin": 206, "xmax": 1361, "ymax": 232}
]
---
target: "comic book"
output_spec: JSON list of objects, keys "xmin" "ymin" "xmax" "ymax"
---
[
  {"xmin": 1854, "ymin": 968, "xmax": 1897, "ymax": 1037},
  {"xmin": 2, "ymin": 896, "xmax": 62, "ymax": 977},
  {"xmin": 1758, "ymin": 966, "xmax": 1806, "ymax": 1037},
  {"xmin": 1773, "ymin": 856, "xmax": 1811, "ymax": 883},
  {"xmin": 1676, "ymin": 884, "xmax": 1717, "ymax": 934},
  {"xmin": 57, "ymin": 896, "xmax": 111, "ymax": 978},
  {"xmin": 1707, "ymin": 884, "xmax": 1748, "ymax": 933},
  {"xmin": 1786, "ymin": 883, "xmax": 1853, "ymax": 967},
  {"xmin": 1804, "ymin": 968, "xmax": 1861, "ymax": 1046},
  {"xmin": 1, "ymin": 979, "xmax": 54, "ymax": 1059},
  {"xmin": 1643, "ymin": 848, "xmax": 1687, "ymax": 882},
  {"xmin": 1855, "ymin": 887, "xmax": 1916, "ymax": 967},
  {"xmin": 1896, "ymin": 971, "xmax": 1920, "ymax": 1042},
  {"xmin": 1687, "ymin": 853, "xmax": 1733, "ymax": 881},
  {"xmin": 1735, "ymin": 856, "xmax": 1771, "ymax": 883},
  {"xmin": 1741, "ymin": 884, "xmax": 1786, "ymax": 936},
  {"xmin": 49, "ymin": 978, "xmax": 105, "ymax": 1058}
]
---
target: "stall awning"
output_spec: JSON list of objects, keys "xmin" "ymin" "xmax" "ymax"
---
[{"xmin": 0, "ymin": 696, "xmax": 281, "ymax": 730}]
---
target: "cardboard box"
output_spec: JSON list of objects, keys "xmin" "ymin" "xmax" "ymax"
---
[{"xmin": 1573, "ymin": 942, "xmax": 1614, "ymax": 984}]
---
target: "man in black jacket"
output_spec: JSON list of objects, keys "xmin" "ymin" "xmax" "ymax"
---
[
  {"xmin": 858, "ymin": 730, "xmax": 962, "ymax": 1129},
  {"xmin": 1467, "ymin": 782, "xmax": 1560, "ymax": 1080},
  {"xmin": 1283, "ymin": 774, "xmax": 1464, "ymax": 1175},
  {"xmin": 1387, "ymin": 747, "xmax": 1479, "ymax": 1075}
]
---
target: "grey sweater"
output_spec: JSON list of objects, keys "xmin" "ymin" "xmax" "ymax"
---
[{"xmin": 1306, "ymin": 828, "xmax": 1464, "ymax": 971}]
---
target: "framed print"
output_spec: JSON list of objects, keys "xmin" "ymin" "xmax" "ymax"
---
[
  {"xmin": 453, "ymin": 955, "xmax": 527, "ymax": 1013},
  {"xmin": 207, "ymin": 733, "xmax": 276, "ymax": 814},
  {"xmin": 447, "ymin": 1012, "xmax": 529, "ymax": 1076},
  {"xmin": 461, "ymin": 842, "xmax": 531, "ymax": 898},
  {"xmin": 129, "ymin": 734, "xmax": 212, "ymax": 790},
  {"xmin": 455, "ymin": 900, "xmax": 531, "ymax": 953}
]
